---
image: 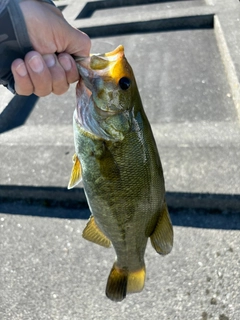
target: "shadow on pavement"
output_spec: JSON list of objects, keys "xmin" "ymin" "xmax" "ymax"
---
[
  {"xmin": 170, "ymin": 207, "xmax": 240, "ymax": 230},
  {"xmin": 0, "ymin": 185, "xmax": 239, "ymax": 230},
  {"xmin": 0, "ymin": 94, "xmax": 38, "ymax": 134},
  {"xmin": 76, "ymin": 0, "xmax": 197, "ymax": 19},
  {"xmin": 79, "ymin": 14, "xmax": 214, "ymax": 38}
]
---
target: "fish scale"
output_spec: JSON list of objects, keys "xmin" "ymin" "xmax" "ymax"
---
[{"xmin": 68, "ymin": 45, "xmax": 173, "ymax": 302}]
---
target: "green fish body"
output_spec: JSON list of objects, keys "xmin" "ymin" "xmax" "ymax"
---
[{"xmin": 69, "ymin": 45, "xmax": 173, "ymax": 302}]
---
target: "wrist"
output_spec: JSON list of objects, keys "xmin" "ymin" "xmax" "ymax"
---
[
  {"xmin": 37, "ymin": 0, "xmax": 56, "ymax": 5},
  {"xmin": 18, "ymin": 0, "xmax": 56, "ymax": 6}
]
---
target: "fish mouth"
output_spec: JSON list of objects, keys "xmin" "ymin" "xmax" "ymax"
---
[
  {"xmin": 74, "ymin": 45, "xmax": 125, "ymax": 71},
  {"xmin": 76, "ymin": 79, "xmax": 121, "ymax": 118},
  {"xmin": 75, "ymin": 45, "xmax": 126, "ymax": 89},
  {"xmin": 75, "ymin": 80, "xmax": 120, "ymax": 141},
  {"xmin": 94, "ymin": 103, "xmax": 121, "ymax": 117},
  {"xmin": 75, "ymin": 46, "xmax": 127, "ymax": 115},
  {"xmin": 74, "ymin": 45, "xmax": 132, "ymax": 141}
]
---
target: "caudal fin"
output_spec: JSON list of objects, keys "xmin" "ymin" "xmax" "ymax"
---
[{"xmin": 105, "ymin": 263, "xmax": 146, "ymax": 302}]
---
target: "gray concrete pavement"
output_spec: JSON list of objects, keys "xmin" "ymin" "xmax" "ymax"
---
[{"xmin": 0, "ymin": 0, "xmax": 240, "ymax": 319}]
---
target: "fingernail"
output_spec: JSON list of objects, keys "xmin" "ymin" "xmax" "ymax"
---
[
  {"xmin": 59, "ymin": 55, "xmax": 72, "ymax": 71},
  {"xmin": 16, "ymin": 63, "xmax": 27, "ymax": 77},
  {"xmin": 28, "ymin": 55, "xmax": 44, "ymax": 73},
  {"xmin": 43, "ymin": 54, "xmax": 55, "ymax": 68}
]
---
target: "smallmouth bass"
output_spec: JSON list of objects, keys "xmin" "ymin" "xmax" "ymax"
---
[{"xmin": 69, "ymin": 45, "xmax": 173, "ymax": 302}]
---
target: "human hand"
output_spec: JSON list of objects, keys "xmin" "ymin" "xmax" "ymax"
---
[{"xmin": 11, "ymin": 0, "xmax": 91, "ymax": 96}]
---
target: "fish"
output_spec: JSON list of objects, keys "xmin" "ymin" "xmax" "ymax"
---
[{"xmin": 68, "ymin": 45, "xmax": 173, "ymax": 302}]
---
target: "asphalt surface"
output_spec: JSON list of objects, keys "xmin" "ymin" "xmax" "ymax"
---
[
  {"xmin": 0, "ymin": 202, "xmax": 239, "ymax": 320},
  {"xmin": 0, "ymin": 0, "xmax": 240, "ymax": 319}
]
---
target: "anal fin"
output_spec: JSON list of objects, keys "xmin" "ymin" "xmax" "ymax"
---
[
  {"xmin": 150, "ymin": 200, "xmax": 173, "ymax": 255},
  {"xmin": 82, "ymin": 216, "xmax": 111, "ymax": 248},
  {"xmin": 68, "ymin": 153, "xmax": 82, "ymax": 189}
]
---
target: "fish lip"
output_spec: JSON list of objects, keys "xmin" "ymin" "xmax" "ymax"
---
[
  {"xmin": 76, "ymin": 63, "xmax": 93, "ymax": 83},
  {"xmin": 76, "ymin": 96, "xmax": 121, "ymax": 122},
  {"xmin": 93, "ymin": 102, "xmax": 121, "ymax": 117},
  {"xmin": 76, "ymin": 97, "xmax": 120, "ymax": 123}
]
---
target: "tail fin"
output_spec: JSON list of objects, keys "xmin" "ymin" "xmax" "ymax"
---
[
  {"xmin": 127, "ymin": 267, "xmax": 146, "ymax": 294},
  {"xmin": 105, "ymin": 263, "xmax": 146, "ymax": 302}
]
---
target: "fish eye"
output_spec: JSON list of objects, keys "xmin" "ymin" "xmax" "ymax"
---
[{"xmin": 119, "ymin": 77, "xmax": 131, "ymax": 90}]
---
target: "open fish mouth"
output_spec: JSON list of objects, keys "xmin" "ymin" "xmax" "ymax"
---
[
  {"xmin": 74, "ymin": 45, "xmax": 125, "ymax": 70},
  {"xmin": 75, "ymin": 45, "xmax": 130, "ymax": 115},
  {"xmin": 76, "ymin": 80, "xmax": 120, "ymax": 119},
  {"xmin": 74, "ymin": 45, "xmax": 133, "ymax": 141},
  {"xmin": 74, "ymin": 45, "xmax": 126, "ymax": 90},
  {"xmin": 75, "ymin": 79, "xmax": 122, "ymax": 141}
]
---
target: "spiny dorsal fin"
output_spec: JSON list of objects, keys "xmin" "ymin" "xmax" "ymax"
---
[
  {"xmin": 82, "ymin": 216, "xmax": 111, "ymax": 248},
  {"xmin": 68, "ymin": 153, "xmax": 82, "ymax": 189},
  {"xmin": 150, "ymin": 200, "xmax": 173, "ymax": 255}
]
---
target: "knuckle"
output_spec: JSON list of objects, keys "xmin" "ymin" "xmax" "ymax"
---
[
  {"xmin": 15, "ymin": 83, "xmax": 33, "ymax": 96},
  {"xmin": 35, "ymin": 88, "xmax": 52, "ymax": 97},
  {"xmin": 53, "ymin": 83, "xmax": 69, "ymax": 95},
  {"xmin": 67, "ymin": 70, "xmax": 79, "ymax": 84},
  {"xmin": 16, "ymin": 89, "xmax": 32, "ymax": 96}
]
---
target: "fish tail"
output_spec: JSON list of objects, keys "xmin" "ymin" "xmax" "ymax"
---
[
  {"xmin": 105, "ymin": 263, "xmax": 128, "ymax": 302},
  {"xmin": 105, "ymin": 263, "xmax": 146, "ymax": 302},
  {"xmin": 127, "ymin": 265, "xmax": 146, "ymax": 294}
]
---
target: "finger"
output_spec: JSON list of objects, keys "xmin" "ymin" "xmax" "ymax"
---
[
  {"xmin": 11, "ymin": 59, "xmax": 34, "ymax": 96},
  {"xmin": 58, "ymin": 53, "xmax": 79, "ymax": 84},
  {"xmin": 43, "ymin": 54, "xmax": 69, "ymax": 95},
  {"xmin": 25, "ymin": 51, "xmax": 52, "ymax": 97}
]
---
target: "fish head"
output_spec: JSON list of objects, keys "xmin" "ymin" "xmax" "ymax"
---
[
  {"xmin": 77, "ymin": 45, "xmax": 136, "ymax": 114},
  {"xmin": 75, "ymin": 46, "xmax": 140, "ymax": 141}
]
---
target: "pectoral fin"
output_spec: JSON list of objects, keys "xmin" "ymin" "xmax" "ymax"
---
[
  {"xmin": 68, "ymin": 153, "xmax": 82, "ymax": 189},
  {"xmin": 150, "ymin": 201, "xmax": 173, "ymax": 255},
  {"xmin": 82, "ymin": 216, "xmax": 111, "ymax": 248}
]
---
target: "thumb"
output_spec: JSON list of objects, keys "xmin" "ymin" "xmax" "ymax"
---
[
  {"xmin": 62, "ymin": 23, "xmax": 91, "ymax": 57},
  {"xmin": 20, "ymin": 1, "xmax": 91, "ymax": 57}
]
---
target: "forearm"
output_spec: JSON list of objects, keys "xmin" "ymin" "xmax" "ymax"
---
[{"xmin": 0, "ymin": 0, "xmax": 55, "ymax": 93}]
